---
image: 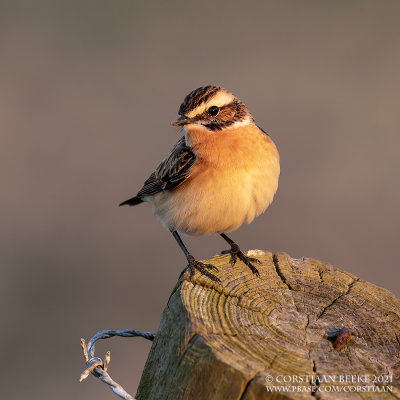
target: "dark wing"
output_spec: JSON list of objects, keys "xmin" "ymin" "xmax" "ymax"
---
[{"xmin": 119, "ymin": 136, "xmax": 196, "ymax": 206}]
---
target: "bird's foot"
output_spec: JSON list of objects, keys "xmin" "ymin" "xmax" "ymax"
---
[
  {"xmin": 179, "ymin": 255, "xmax": 221, "ymax": 283},
  {"xmin": 221, "ymin": 243, "xmax": 261, "ymax": 276}
]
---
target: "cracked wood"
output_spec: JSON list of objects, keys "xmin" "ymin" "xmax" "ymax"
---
[{"xmin": 136, "ymin": 251, "xmax": 400, "ymax": 400}]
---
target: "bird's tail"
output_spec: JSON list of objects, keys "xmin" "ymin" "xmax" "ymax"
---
[{"xmin": 119, "ymin": 196, "xmax": 143, "ymax": 206}]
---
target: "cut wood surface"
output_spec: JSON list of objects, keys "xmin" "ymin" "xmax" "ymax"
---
[{"xmin": 137, "ymin": 251, "xmax": 400, "ymax": 400}]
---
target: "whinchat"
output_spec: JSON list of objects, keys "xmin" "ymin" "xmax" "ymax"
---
[{"xmin": 120, "ymin": 86, "xmax": 280, "ymax": 282}]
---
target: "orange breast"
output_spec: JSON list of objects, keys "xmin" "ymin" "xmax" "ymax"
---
[
  {"xmin": 186, "ymin": 123, "xmax": 279, "ymax": 170},
  {"xmin": 147, "ymin": 123, "xmax": 281, "ymax": 235}
]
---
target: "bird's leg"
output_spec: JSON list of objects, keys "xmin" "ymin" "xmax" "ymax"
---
[
  {"xmin": 220, "ymin": 233, "xmax": 260, "ymax": 276},
  {"xmin": 171, "ymin": 231, "xmax": 221, "ymax": 282}
]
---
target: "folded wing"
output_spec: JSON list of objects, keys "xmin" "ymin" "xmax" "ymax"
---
[{"xmin": 119, "ymin": 136, "xmax": 196, "ymax": 206}]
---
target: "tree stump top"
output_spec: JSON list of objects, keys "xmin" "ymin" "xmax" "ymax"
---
[{"xmin": 137, "ymin": 251, "xmax": 400, "ymax": 399}]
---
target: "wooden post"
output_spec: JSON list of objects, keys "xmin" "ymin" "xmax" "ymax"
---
[{"xmin": 136, "ymin": 251, "xmax": 400, "ymax": 399}]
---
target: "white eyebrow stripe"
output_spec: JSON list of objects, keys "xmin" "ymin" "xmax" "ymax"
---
[
  {"xmin": 186, "ymin": 90, "xmax": 235, "ymax": 118},
  {"xmin": 204, "ymin": 90, "xmax": 234, "ymax": 109}
]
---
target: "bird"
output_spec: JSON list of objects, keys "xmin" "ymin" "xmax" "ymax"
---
[{"xmin": 120, "ymin": 85, "xmax": 280, "ymax": 282}]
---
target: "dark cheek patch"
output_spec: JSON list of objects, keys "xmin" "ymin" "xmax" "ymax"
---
[
  {"xmin": 219, "ymin": 106, "xmax": 236, "ymax": 121},
  {"xmin": 203, "ymin": 102, "xmax": 248, "ymax": 131},
  {"xmin": 186, "ymin": 99, "xmax": 248, "ymax": 132}
]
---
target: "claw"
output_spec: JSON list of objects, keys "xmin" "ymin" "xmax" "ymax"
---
[
  {"xmin": 180, "ymin": 255, "xmax": 221, "ymax": 282},
  {"xmin": 223, "ymin": 245, "xmax": 260, "ymax": 276},
  {"xmin": 222, "ymin": 249, "xmax": 238, "ymax": 265},
  {"xmin": 237, "ymin": 252, "xmax": 260, "ymax": 276}
]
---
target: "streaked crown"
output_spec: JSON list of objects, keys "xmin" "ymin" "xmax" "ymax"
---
[{"xmin": 174, "ymin": 85, "xmax": 253, "ymax": 131}]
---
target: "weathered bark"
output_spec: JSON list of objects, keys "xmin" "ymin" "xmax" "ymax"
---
[{"xmin": 137, "ymin": 251, "xmax": 400, "ymax": 400}]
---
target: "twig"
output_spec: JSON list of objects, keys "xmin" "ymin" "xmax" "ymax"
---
[{"xmin": 80, "ymin": 329, "xmax": 156, "ymax": 400}]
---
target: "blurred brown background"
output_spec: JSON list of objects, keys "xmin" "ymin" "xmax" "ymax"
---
[{"xmin": 1, "ymin": 1, "xmax": 399, "ymax": 399}]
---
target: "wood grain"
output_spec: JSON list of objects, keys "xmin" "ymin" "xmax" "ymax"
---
[{"xmin": 137, "ymin": 251, "xmax": 400, "ymax": 400}]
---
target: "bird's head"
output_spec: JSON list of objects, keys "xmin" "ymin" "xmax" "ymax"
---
[{"xmin": 171, "ymin": 86, "xmax": 253, "ymax": 131}]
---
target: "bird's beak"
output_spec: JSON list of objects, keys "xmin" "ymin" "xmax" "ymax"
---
[{"xmin": 171, "ymin": 115, "xmax": 193, "ymax": 126}]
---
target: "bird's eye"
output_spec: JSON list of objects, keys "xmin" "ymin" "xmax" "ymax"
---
[{"xmin": 208, "ymin": 106, "xmax": 219, "ymax": 116}]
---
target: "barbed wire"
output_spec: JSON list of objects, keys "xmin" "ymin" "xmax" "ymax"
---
[{"xmin": 79, "ymin": 329, "xmax": 156, "ymax": 400}]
